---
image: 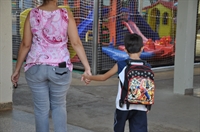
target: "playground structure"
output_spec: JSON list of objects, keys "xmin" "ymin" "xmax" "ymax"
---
[
  {"xmin": 101, "ymin": 0, "xmax": 175, "ymax": 62},
  {"xmin": 142, "ymin": 0, "xmax": 177, "ymax": 38},
  {"xmin": 118, "ymin": 20, "xmax": 175, "ymax": 59}
]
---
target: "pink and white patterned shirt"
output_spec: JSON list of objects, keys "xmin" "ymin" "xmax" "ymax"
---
[{"xmin": 24, "ymin": 8, "xmax": 73, "ymax": 71}]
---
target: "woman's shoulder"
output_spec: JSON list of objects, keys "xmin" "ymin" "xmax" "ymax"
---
[
  {"xmin": 59, "ymin": 7, "xmax": 68, "ymax": 11},
  {"xmin": 32, "ymin": 6, "xmax": 66, "ymax": 13},
  {"xmin": 56, "ymin": 7, "xmax": 69, "ymax": 15},
  {"xmin": 28, "ymin": 8, "xmax": 40, "ymax": 16},
  {"xmin": 30, "ymin": 7, "xmax": 39, "ymax": 12}
]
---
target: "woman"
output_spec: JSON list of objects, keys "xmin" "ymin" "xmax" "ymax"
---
[{"xmin": 11, "ymin": 0, "xmax": 91, "ymax": 131}]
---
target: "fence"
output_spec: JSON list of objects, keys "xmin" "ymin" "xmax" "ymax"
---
[{"xmin": 11, "ymin": 0, "xmax": 200, "ymax": 73}]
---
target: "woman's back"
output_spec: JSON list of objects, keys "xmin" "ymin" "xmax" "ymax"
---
[{"xmin": 25, "ymin": 7, "xmax": 72, "ymax": 71}]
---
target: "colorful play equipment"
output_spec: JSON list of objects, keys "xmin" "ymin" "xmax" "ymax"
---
[
  {"xmin": 144, "ymin": 36, "xmax": 175, "ymax": 59},
  {"xmin": 101, "ymin": 1, "xmax": 117, "ymax": 45},
  {"xmin": 142, "ymin": 0, "xmax": 177, "ymax": 38},
  {"xmin": 100, "ymin": 1, "xmax": 158, "ymax": 61},
  {"xmin": 102, "ymin": 44, "xmax": 155, "ymax": 61},
  {"xmin": 102, "ymin": 0, "xmax": 160, "ymax": 45},
  {"xmin": 116, "ymin": 4, "xmax": 160, "ymax": 44},
  {"xmin": 85, "ymin": 30, "xmax": 93, "ymax": 42},
  {"xmin": 118, "ymin": 36, "xmax": 175, "ymax": 59},
  {"xmin": 98, "ymin": 0, "xmax": 176, "ymax": 62},
  {"xmin": 114, "ymin": 1, "xmax": 175, "ymax": 60},
  {"xmin": 118, "ymin": 20, "xmax": 175, "ymax": 59},
  {"xmin": 77, "ymin": 10, "xmax": 93, "ymax": 39}
]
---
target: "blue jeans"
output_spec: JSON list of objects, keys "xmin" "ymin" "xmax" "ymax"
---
[
  {"xmin": 25, "ymin": 65, "xmax": 72, "ymax": 132},
  {"xmin": 114, "ymin": 109, "xmax": 147, "ymax": 132}
]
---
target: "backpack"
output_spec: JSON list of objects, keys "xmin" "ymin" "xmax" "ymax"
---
[{"xmin": 119, "ymin": 59, "xmax": 155, "ymax": 109}]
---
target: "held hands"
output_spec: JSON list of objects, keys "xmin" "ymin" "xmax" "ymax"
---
[{"xmin": 81, "ymin": 69, "xmax": 92, "ymax": 85}]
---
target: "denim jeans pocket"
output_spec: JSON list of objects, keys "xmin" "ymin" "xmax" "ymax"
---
[
  {"xmin": 54, "ymin": 67, "xmax": 69, "ymax": 79},
  {"xmin": 55, "ymin": 67, "xmax": 68, "ymax": 75},
  {"xmin": 26, "ymin": 65, "xmax": 39, "ymax": 75}
]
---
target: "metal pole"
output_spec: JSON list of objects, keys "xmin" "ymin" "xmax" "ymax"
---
[
  {"xmin": 92, "ymin": 0, "xmax": 99, "ymax": 75},
  {"xmin": 139, "ymin": 0, "xmax": 143, "ymax": 15}
]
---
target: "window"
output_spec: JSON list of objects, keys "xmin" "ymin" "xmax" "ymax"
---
[{"xmin": 163, "ymin": 12, "xmax": 168, "ymax": 25}]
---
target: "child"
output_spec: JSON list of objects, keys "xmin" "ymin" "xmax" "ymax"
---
[{"xmin": 82, "ymin": 33, "xmax": 151, "ymax": 132}]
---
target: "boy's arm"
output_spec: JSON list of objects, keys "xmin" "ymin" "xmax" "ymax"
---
[{"xmin": 83, "ymin": 64, "xmax": 118, "ymax": 81}]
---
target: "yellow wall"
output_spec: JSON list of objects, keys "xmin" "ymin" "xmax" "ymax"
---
[{"xmin": 147, "ymin": 4, "xmax": 176, "ymax": 37}]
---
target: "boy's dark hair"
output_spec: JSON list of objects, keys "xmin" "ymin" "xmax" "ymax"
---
[
  {"xmin": 43, "ymin": 0, "xmax": 53, "ymax": 4},
  {"xmin": 124, "ymin": 33, "xmax": 143, "ymax": 53}
]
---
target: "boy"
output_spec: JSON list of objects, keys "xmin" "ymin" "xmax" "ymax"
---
[{"xmin": 82, "ymin": 33, "xmax": 151, "ymax": 132}]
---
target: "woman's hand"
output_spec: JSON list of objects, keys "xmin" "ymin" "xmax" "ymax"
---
[{"xmin": 11, "ymin": 71, "xmax": 20, "ymax": 88}]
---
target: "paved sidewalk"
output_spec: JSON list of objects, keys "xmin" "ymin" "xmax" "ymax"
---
[
  {"xmin": 0, "ymin": 64, "xmax": 200, "ymax": 132},
  {"xmin": 0, "ymin": 110, "xmax": 93, "ymax": 132}
]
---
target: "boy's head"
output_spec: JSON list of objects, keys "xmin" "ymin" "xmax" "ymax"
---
[{"xmin": 124, "ymin": 33, "xmax": 143, "ymax": 54}]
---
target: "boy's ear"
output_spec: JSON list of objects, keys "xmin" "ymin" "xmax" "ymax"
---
[
  {"xmin": 140, "ymin": 46, "xmax": 144, "ymax": 52},
  {"xmin": 124, "ymin": 48, "xmax": 128, "ymax": 53}
]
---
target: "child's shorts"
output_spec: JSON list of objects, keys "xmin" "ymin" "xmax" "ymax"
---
[{"xmin": 114, "ymin": 109, "xmax": 147, "ymax": 132}]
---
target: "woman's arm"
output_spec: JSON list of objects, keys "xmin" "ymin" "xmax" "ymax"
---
[
  {"xmin": 67, "ymin": 11, "xmax": 91, "ymax": 80},
  {"xmin": 11, "ymin": 13, "xmax": 32, "ymax": 86},
  {"xmin": 83, "ymin": 64, "xmax": 118, "ymax": 81}
]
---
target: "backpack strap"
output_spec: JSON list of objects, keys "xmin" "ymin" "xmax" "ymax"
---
[
  {"xmin": 119, "ymin": 65, "xmax": 130, "ymax": 109},
  {"xmin": 126, "ymin": 59, "xmax": 147, "ymax": 66}
]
